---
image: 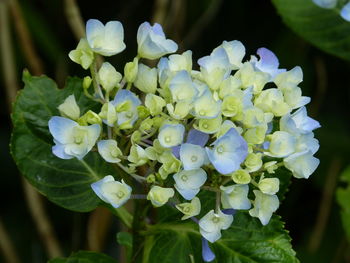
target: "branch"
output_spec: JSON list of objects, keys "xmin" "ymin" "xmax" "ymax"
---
[{"xmin": 0, "ymin": 218, "xmax": 20, "ymax": 263}]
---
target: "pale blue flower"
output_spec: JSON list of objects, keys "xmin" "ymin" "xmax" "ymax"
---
[
  {"xmin": 198, "ymin": 47, "xmax": 231, "ymax": 90},
  {"xmin": 97, "ymin": 140, "xmax": 122, "ymax": 163},
  {"xmin": 214, "ymin": 40, "xmax": 245, "ymax": 69},
  {"xmin": 202, "ymin": 238, "xmax": 215, "ymax": 262},
  {"xmin": 49, "ymin": 116, "xmax": 100, "ymax": 160},
  {"xmin": 312, "ymin": 0, "xmax": 337, "ymax": 9},
  {"xmin": 158, "ymin": 123, "xmax": 185, "ymax": 148},
  {"xmin": 220, "ymin": 184, "xmax": 251, "ymax": 210},
  {"xmin": 249, "ymin": 190, "xmax": 279, "ymax": 225},
  {"xmin": 341, "ymin": 2, "xmax": 350, "ymax": 21},
  {"xmin": 169, "ymin": 70, "xmax": 198, "ymax": 102},
  {"xmin": 199, "ymin": 210, "xmax": 233, "ymax": 243},
  {"xmin": 86, "ymin": 19, "xmax": 126, "ymax": 56},
  {"xmin": 284, "ymin": 150, "xmax": 320, "ymax": 179},
  {"xmin": 253, "ymin": 47, "xmax": 286, "ymax": 79},
  {"xmin": 137, "ymin": 22, "xmax": 178, "ymax": 59},
  {"xmin": 111, "ymin": 89, "xmax": 141, "ymax": 127},
  {"xmin": 206, "ymin": 128, "xmax": 248, "ymax": 175},
  {"xmin": 180, "ymin": 143, "xmax": 208, "ymax": 170},
  {"xmin": 173, "ymin": 168, "xmax": 207, "ymax": 200},
  {"xmin": 91, "ymin": 175, "xmax": 132, "ymax": 208}
]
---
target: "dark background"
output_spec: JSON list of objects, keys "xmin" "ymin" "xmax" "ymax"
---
[{"xmin": 1, "ymin": 0, "xmax": 349, "ymax": 262}]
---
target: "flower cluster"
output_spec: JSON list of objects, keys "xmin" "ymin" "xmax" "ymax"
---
[
  {"xmin": 49, "ymin": 19, "xmax": 320, "ymax": 258},
  {"xmin": 313, "ymin": 0, "xmax": 350, "ymax": 21}
]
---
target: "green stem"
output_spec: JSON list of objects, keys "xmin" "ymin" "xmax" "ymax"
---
[
  {"xmin": 107, "ymin": 205, "xmax": 133, "ymax": 229},
  {"xmin": 90, "ymin": 58, "xmax": 105, "ymax": 102}
]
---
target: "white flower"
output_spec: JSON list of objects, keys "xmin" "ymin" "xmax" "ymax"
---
[
  {"xmin": 169, "ymin": 70, "xmax": 198, "ymax": 102},
  {"xmin": 86, "ymin": 19, "xmax": 125, "ymax": 56},
  {"xmin": 175, "ymin": 197, "xmax": 201, "ymax": 220},
  {"xmin": 214, "ymin": 40, "xmax": 245, "ymax": 69},
  {"xmin": 49, "ymin": 116, "xmax": 100, "ymax": 160},
  {"xmin": 111, "ymin": 90, "xmax": 141, "ymax": 128},
  {"xmin": 180, "ymin": 143, "xmax": 208, "ymax": 170},
  {"xmin": 158, "ymin": 123, "xmax": 185, "ymax": 148},
  {"xmin": 91, "ymin": 175, "xmax": 131, "ymax": 208},
  {"xmin": 97, "ymin": 140, "xmax": 122, "ymax": 163},
  {"xmin": 193, "ymin": 90, "xmax": 222, "ymax": 119},
  {"xmin": 206, "ymin": 128, "xmax": 248, "ymax": 175},
  {"xmin": 173, "ymin": 168, "xmax": 207, "ymax": 200},
  {"xmin": 198, "ymin": 47, "xmax": 231, "ymax": 90},
  {"xmin": 220, "ymin": 184, "xmax": 251, "ymax": 210},
  {"xmin": 199, "ymin": 210, "xmax": 233, "ymax": 243},
  {"xmin": 57, "ymin": 95, "xmax": 80, "ymax": 120},
  {"xmin": 254, "ymin": 88, "xmax": 290, "ymax": 117},
  {"xmin": 147, "ymin": 185, "xmax": 174, "ymax": 207},
  {"xmin": 137, "ymin": 22, "xmax": 178, "ymax": 59},
  {"xmin": 284, "ymin": 150, "xmax": 320, "ymax": 179},
  {"xmin": 267, "ymin": 131, "xmax": 297, "ymax": 158},
  {"xmin": 249, "ymin": 190, "xmax": 279, "ymax": 225}
]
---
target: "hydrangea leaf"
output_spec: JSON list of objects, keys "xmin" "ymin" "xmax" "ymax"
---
[
  {"xmin": 272, "ymin": 0, "xmax": 350, "ymax": 61},
  {"xmin": 10, "ymin": 72, "xmax": 114, "ymax": 212},
  {"xmin": 142, "ymin": 212, "xmax": 299, "ymax": 263},
  {"xmin": 336, "ymin": 166, "xmax": 350, "ymax": 240},
  {"xmin": 48, "ymin": 250, "xmax": 117, "ymax": 263}
]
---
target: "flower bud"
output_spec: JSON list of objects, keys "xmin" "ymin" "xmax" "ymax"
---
[
  {"xmin": 147, "ymin": 186, "xmax": 174, "ymax": 207},
  {"xmin": 124, "ymin": 57, "xmax": 139, "ymax": 83},
  {"xmin": 83, "ymin": 76, "xmax": 92, "ymax": 90},
  {"xmin": 58, "ymin": 95, "xmax": 80, "ymax": 120},
  {"xmin": 231, "ymin": 169, "xmax": 251, "ymax": 184},
  {"xmin": 98, "ymin": 62, "xmax": 122, "ymax": 92},
  {"xmin": 78, "ymin": 110, "xmax": 102, "ymax": 125},
  {"xmin": 258, "ymin": 178, "xmax": 279, "ymax": 195},
  {"xmin": 134, "ymin": 63, "xmax": 158, "ymax": 94},
  {"xmin": 68, "ymin": 38, "xmax": 94, "ymax": 70}
]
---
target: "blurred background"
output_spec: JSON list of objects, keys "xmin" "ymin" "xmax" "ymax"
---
[{"xmin": 0, "ymin": 0, "xmax": 349, "ymax": 262}]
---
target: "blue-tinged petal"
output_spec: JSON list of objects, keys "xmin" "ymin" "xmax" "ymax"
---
[
  {"xmin": 180, "ymin": 143, "xmax": 207, "ymax": 170},
  {"xmin": 187, "ymin": 129, "xmax": 209, "ymax": 146},
  {"xmin": 113, "ymin": 89, "xmax": 141, "ymax": 107},
  {"xmin": 86, "ymin": 19, "xmax": 104, "ymax": 48},
  {"xmin": 312, "ymin": 0, "xmax": 337, "ymax": 9},
  {"xmin": 174, "ymin": 185, "xmax": 200, "ymax": 200},
  {"xmin": 52, "ymin": 143, "xmax": 73, "ymax": 159},
  {"xmin": 284, "ymin": 150, "xmax": 320, "ymax": 179},
  {"xmin": 48, "ymin": 116, "xmax": 77, "ymax": 144},
  {"xmin": 91, "ymin": 175, "xmax": 115, "ymax": 203},
  {"xmin": 104, "ymin": 21, "xmax": 126, "ymax": 54},
  {"xmin": 202, "ymin": 238, "xmax": 216, "ymax": 262},
  {"xmin": 206, "ymin": 128, "xmax": 248, "ymax": 175},
  {"xmin": 173, "ymin": 169, "xmax": 207, "ymax": 190},
  {"xmin": 255, "ymin": 47, "xmax": 286, "ymax": 79}
]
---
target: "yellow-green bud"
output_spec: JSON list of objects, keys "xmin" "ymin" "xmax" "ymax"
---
[
  {"xmin": 258, "ymin": 178, "xmax": 279, "ymax": 195},
  {"xmin": 124, "ymin": 57, "xmax": 138, "ymax": 83},
  {"xmin": 58, "ymin": 95, "xmax": 80, "ymax": 120},
  {"xmin": 244, "ymin": 153, "xmax": 262, "ymax": 172},
  {"xmin": 137, "ymin": 105, "xmax": 150, "ymax": 119},
  {"xmin": 83, "ymin": 76, "xmax": 92, "ymax": 90},
  {"xmin": 145, "ymin": 94, "xmax": 166, "ymax": 116},
  {"xmin": 78, "ymin": 110, "xmax": 102, "ymax": 125},
  {"xmin": 146, "ymin": 174, "xmax": 156, "ymax": 184},
  {"xmin": 98, "ymin": 62, "xmax": 122, "ymax": 92},
  {"xmin": 134, "ymin": 63, "xmax": 157, "ymax": 94},
  {"xmin": 131, "ymin": 130, "xmax": 142, "ymax": 144},
  {"xmin": 231, "ymin": 169, "xmax": 251, "ymax": 184}
]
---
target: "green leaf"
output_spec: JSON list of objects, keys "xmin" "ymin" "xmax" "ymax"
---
[
  {"xmin": 48, "ymin": 250, "xmax": 117, "ymax": 263},
  {"xmin": 143, "ymin": 212, "xmax": 299, "ymax": 263},
  {"xmin": 336, "ymin": 166, "xmax": 350, "ymax": 240},
  {"xmin": 272, "ymin": 0, "xmax": 350, "ymax": 61},
  {"xmin": 117, "ymin": 232, "xmax": 133, "ymax": 247},
  {"xmin": 10, "ymin": 72, "xmax": 112, "ymax": 212}
]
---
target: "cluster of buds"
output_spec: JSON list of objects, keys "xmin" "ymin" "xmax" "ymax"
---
[
  {"xmin": 48, "ymin": 19, "xmax": 320, "ymax": 252},
  {"xmin": 313, "ymin": 0, "xmax": 350, "ymax": 21}
]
